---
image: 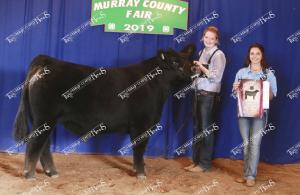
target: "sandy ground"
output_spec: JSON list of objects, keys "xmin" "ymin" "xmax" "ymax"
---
[{"xmin": 0, "ymin": 153, "xmax": 299, "ymax": 195}]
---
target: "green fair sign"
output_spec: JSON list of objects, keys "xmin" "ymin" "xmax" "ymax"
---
[{"xmin": 91, "ymin": 0, "xmax": 188, "ymax": 35}]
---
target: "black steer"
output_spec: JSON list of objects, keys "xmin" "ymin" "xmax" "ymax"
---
[{"xmin": 13, "ymin": 45, "xmax": 195, "ymax": 179}]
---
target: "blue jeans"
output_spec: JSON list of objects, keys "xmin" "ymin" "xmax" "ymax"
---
[
  {"xmin": 192, "ymin": 93, "xmax": 218, "ymax": 170},
  {"xmin": 238, "ymin": 110, "xmax": 268, "ymax": 180}
]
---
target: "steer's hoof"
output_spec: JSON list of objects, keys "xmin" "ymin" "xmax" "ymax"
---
[
  {"xmin": 24, "ymin": 171, "xmax": 36, "ymax": 180},
  {"xmin": 137, "ymin": 174, "xmax": 147, "ymax": 180},
  {"xmin": 45, "ymin": 170, "xmax": 59, "ymax": 178},
  {"xmin": 51, "ymin": 174, "xmax": 59, "ymax": 178}
]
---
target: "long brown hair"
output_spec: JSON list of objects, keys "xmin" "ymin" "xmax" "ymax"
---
[{"xmin": 245, "ymin": 43, "xmax": 269, "ymax": 70}]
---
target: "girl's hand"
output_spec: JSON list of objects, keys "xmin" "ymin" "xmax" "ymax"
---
[
  {"xmin": 193, "ymin": 60, "xmax": 201, "ymax": 66},
  {"xmin": 191, "ymin": 61, "xmax": 202, "ymax": 73},
  {"xmin": 233, "ymin": 81, "xmax": 241, "ymax": 91}
]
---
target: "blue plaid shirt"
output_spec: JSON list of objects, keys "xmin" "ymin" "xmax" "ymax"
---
[{"xmin": 192, "ymin": 46, "xmax": 226, "ymax": 93}]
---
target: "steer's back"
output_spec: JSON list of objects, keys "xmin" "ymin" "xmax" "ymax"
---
[{"xmin": 27, "ymin": 55, "xmax": 165, "ymax": 135}]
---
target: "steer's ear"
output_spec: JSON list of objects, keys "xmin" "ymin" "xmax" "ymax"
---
[
  {"xmin": 157, "ymin": 49, "xmax": 166, "ymax": 61},
  {"xmin": 180, "ymin": 43, "xmax": 196, "ymax": 59}
]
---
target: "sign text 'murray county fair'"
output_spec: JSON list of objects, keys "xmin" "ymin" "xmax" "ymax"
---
[
  {"xmin": 93, "ymin": 0, "xmax": 186, "ymax": 15},
  {"xmin": 91, "ymin": 0, "xmax": 188, "ymax": 34}
]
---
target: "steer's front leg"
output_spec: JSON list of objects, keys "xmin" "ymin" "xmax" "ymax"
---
[{"xmin": 132, "ymin": 139, "xmax": 149, "ymax": 179}]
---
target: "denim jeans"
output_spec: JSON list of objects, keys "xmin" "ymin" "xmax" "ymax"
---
[
  {"xmin": 192, "ymin": 93, "xmax": 217, "ymax": 170},
  {"xmin": 238, "ymin": 110, "xmax": 268, "ymax": 180}
]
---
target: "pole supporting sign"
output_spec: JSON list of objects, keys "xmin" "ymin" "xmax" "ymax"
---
[{"xmin": 91, "ymin": 0, "xmax": 188, "ymax": 35}]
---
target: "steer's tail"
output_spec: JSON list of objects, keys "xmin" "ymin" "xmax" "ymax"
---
[{"xmin": 13, "ymin": 55, "xmax": 49, "ymax": 141}]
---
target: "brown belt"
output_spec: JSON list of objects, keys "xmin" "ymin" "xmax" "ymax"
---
[{"xmin": 196, "ymin": 90, "xmax": 218, "ymax": 96}]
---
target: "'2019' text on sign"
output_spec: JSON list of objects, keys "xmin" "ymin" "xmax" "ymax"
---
[{"xmin": 91, "ymin": 0, "xmax": 188, "ymax": 35}]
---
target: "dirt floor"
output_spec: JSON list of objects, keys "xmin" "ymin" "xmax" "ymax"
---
[{"xmin": 0, "ymin": 153, "xmax": 299, "ymax": 195}]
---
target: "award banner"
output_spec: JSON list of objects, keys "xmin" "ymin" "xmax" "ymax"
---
[
  {"xmin": 91, "ymin": 0, "xmax": 188, "ymax": 34},
  {"xmin": 237, "ymin": 79, "xmax": 263, "ymax": 118}
]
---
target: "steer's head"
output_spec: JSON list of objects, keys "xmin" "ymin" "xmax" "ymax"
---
[{"xmin": 157, "ymin": 44, "xmax": 196, "ymax": 81}]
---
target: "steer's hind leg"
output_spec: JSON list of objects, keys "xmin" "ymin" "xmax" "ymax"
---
[
  {"xmin": 40, "ymin": 138, "xmax": 58, "ymax": 178},
  {"xmin": 130, "ymin": 134, "xmax": 149, "ymax": 179},
  {"xmin": 24, "ymin": 122, "xmax": 52, "ymax": 179}
]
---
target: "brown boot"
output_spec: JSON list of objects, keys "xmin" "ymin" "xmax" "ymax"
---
[
  {"xmin": 246, "ymin": 179, "xmax": 256, "ymax": 187},
  {"xmin": 188, "ymin": 166, "xmax": 205, "ymax": 172},
  {"xmin": 184, "ymin": 164, "xmax": 196, "ymax": 170},
  {"xmin": 235, "ymin": 177, "xmax": 246, "ymax": 183}
]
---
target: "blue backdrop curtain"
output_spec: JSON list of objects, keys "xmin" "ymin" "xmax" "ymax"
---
[{"xmin": 1, "ymin": 0, "xmax": 300, "ymax": 164}]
